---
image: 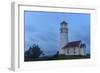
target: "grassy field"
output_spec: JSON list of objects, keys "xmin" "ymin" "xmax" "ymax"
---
[{"xmin": 25, "ymin": 54, "xmax": 90, "ymax": 62}]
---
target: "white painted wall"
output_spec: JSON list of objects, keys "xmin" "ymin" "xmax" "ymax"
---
[
  {"xmin": 64, "ymin": 47, "xmax": 81, "ymax": 55},
  {"xmin": 59, "ymin": 33, "xmax": 68, "ymax": 54},
  {"xmin": 80, "ymin": 48, "xmax": 85, "ymax": 55}
]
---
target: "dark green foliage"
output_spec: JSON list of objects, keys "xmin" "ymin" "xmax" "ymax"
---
[
  {"xmin": 25, "ymin": 44, "xmax": 44, "ymax": 61},
  {"xmin": 25, "ymin": 54, "xmax": 90, "ymax": 62},
  {"xmin": 53, "ymin": 51, "xmax": 59, "ymax": 57}
]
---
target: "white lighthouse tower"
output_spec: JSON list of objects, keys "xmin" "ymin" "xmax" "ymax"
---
[{"xmin": 59, "ymin": 21, "xmax": 68, "ymax": 54}]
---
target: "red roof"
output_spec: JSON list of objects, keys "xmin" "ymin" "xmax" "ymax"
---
[{"xmin": 62, "ymin": 40, "xmax": 81, "ymax": 49}]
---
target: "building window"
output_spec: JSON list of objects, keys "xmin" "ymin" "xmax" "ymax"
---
[
  {"xmin": 67, "ymin": 48, "xmax": 69, "ymax": 54},
  {"xmin": 73, "ymin": 48, "xmax": 76, "ymax": 54}
]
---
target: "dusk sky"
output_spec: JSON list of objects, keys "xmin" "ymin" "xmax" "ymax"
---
[{"xmin": 24, "ymin": 11, "xmax": 90, "ymax": 56}]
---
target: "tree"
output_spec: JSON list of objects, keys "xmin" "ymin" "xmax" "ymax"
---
[
  {"xmin": 30, "ymin": 44, "xmax": 43, "ymax": 58},
  {"xmin": 25, "ymin": 44, "xmax": 44, "ymax": 61},
  {"xmin": 53, "ymin": 51, "xmax": 59, "ymax": 57}
]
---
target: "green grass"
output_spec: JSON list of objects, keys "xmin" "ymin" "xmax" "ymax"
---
[{"xmin": 25, "ymin": 54, "xmax": 90, "ymax": 62}]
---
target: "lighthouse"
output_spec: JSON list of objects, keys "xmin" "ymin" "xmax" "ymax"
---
[{"xmin": 59, "ymin": 21, "xmax": 68, "ymax": 54}]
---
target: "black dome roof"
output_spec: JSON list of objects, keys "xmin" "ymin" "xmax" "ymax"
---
[{"xmin": 61, "ymin": 21, "xmax": 68, "ymax": 24}]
